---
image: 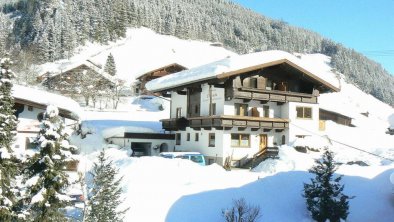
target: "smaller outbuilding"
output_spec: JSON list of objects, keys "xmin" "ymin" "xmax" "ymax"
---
[
  {"xmin": 103, "ymin": 126, "xmax": 175, "ymax": 157},
  {"xmin": 319, "ymin": 108, "xmax": 354, "ymax": 130},
  {"xmin": 135, "ymin": 63, "xmax": 187, "ymax": 95}
]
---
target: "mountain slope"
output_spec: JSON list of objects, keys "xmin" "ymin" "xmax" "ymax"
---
[{"xmin": 1, "ymin": 0, "xmax": 393, "ymax": 105}]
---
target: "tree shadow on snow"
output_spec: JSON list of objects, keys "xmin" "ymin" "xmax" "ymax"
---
[{"xmin": 165, "ymin": 169, "xmax": 394, "ymax": 222}]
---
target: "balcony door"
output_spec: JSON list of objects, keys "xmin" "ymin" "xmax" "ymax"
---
[
  {"xmin": 259, "ymin": 134, "xmax": 268, "ymax": 153},
  {"xmin": 235, "ymin": 103, "xmax": 248, "ymax": 116}
]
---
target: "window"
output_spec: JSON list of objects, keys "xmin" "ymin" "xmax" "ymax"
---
[
  {"xmin": 28, "ymin": 106, "xmax": 33, "ymax": 111},
  {"xmin": 235, "ymin": 103, "xmax": 248, "ymax": 116},
  {"xmin": 176, "ymin": 133, "xmax": 181, "ymax": 145},
  {"xmin": 187, "ymin": 133, "xmax": 190, "ymax": 141},
  {"xmin": 282, "ymin": 135, "xmax": 286, "ymax": 145},
  {"xmin": 194, "ymin": 105, "xmax": 199, "ymax": 114},
  {"xmin": 210, "ymin": 103, "xmax": 216, "ymax": 115},
  {"xmin": 209, "ymin": 133, "xmax": 215, "ymax": 147},
  {"xmin": 195, "ymin": 133, "xmax": 199, "ymax": 141},
  {"xmin": 263, "ymin": 105, "xmax": 270, "ymax": 118},
  {"xmin": 176, "ymin": 108, "xmax": 182, "ymax": 118},
  {"xmin": 250, "ymin": 78, "xmax": 257, "ymax": 88},
  {"xmin": 296, "ymin": 106, "xmax": 312, "ymax": 119},
  {"xmin": 231, "ymin": 134, "xmax": 250, "ymax": 147}
]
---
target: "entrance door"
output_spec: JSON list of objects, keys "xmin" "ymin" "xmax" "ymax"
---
[{"xmin": 259, "ymin": 134, "xmax": 268, "ymax": 153}]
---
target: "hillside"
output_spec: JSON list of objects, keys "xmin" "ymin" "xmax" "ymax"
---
[{"xmin": 1, "ymin": 0, "xmax": 393, "ymax": 106}]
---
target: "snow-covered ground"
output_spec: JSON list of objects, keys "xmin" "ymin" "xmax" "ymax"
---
[
  {"xmin": 79, "ymin": 146, "xmax": 393, "ymax": 222},
  {"xmin": 32, "ymin": 28, "xmax": 394, "ymax": 221}
]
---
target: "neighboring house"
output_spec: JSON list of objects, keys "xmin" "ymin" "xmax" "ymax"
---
[
  {"xmin": 319, "ymin": 108, "xmax": 353, "ymax": 130},
  {"xmin": 135, "ymin": 63, "xmax": 187, "ymax": 95},
  {"xmin": 103, "ymin": 126, "xmax": 175, "ymax": 156},
  {"xmin": 146, "ymin": 50, "xmax": 340, "ymax": 166},
  {"xmin": 12, "ymin": 85, "xmax": 81, "ymax": 151},
  {"xmin": 38, "ymin": 60, "xmax": 115, "ymax": 99}
]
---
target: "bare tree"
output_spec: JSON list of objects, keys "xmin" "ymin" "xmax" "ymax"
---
[{"xmin": 222, "ymin": 198, "xmax": 261, "ymax": 222}]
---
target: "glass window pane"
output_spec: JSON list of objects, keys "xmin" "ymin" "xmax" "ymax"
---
[
  {"xmin": 296, "ymin": 107, "xmax": 303, "ymax": 118},
  {"xmin": 209, "ymin": 133, "xmax": 215, "ymax": 147},
  {"xmin": 231, "ymin": 134, "xmax": 239, "ymax": 146},
  {"xmin": 304, "ymin": 107, "xmax": 312, "ymax": 119},
  {"xmin": 240, "ymin": 134, "xmax": 249, "ymax": 147}
]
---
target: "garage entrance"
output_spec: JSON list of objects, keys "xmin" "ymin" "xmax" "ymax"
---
[{"xmin": 131, "ymin": 142, "xmax": 152, "ymax": 157}]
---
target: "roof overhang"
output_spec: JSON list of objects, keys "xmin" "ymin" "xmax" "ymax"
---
[
  {"xmin": 136, "ymin": 63, "xmax": 188, "ymax": 80},
  {"xmin": 148, "ymin": 59, "xmax": 340, "ymax": 93},
  {"xmin": 14, "ymin": 98, "xmax": 79, "ymax": 120},
  {"xmin": 217, "ymin": 59, "xmax": 340, "ymax": 92}
]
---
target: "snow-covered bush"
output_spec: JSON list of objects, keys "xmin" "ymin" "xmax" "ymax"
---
[
  {"xmin": 221, "ymin": 198, "xmax": 261, "ymax": 222},
  {"xmin": 303, "ymin": 150, "xmax": 353, "ymax": 222}
]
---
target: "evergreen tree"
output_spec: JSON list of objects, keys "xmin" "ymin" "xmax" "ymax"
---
[
  {"xmin": 104, "ymin": 53, "xmax": 116, "ymax": 76},
  {"xmin": 303, "ymin": 150, "xmax": 353, "ymax": 222},
  {"xmin": 86, "ymin": 149, "xmax": 128, "ymax": 222},
  {"xmin": 0, "ymin": 56, "xmax": 19, "ymax": 221},
  {"xmin": 22, "ymin": 105, "xmax": 78, "ymax": 221}
]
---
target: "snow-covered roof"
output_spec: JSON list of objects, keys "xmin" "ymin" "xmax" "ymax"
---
[
  {"xmin": 12, "ymin": 85, "xmax": 81, "ymax": 120},
  {"xmin": 146, "ymin": 50, "xmax": 340, "ymax": 92},
  {"xmin": 40, "ymin": 60, "xmax": 116, "ymax": 83},
  {"xmin": 135, "ymin": 62, "xmax": 188, "ymax": 80},
  {"xmin": 102, "ymin": 126, "xmax": 159, "ymax": 139},
  {"xmin": 319, "ymin": 107, "xmax": 355, "ymax": 119}
]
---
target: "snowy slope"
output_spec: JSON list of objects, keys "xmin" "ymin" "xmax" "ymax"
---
[
  {"xmin": 40, "ymin": 28, "xmax": 236, "ymax": 84},
  {"xmin": 80, "ymin": 147, "xmax": 394, "ymax": 222}
]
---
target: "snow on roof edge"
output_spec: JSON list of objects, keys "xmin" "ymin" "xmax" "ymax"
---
[
  {"xmin": 146, "ymin": 50, "xmax": 340, "ymax": 92},
  {"xmin": 12, "ymin": 85, "xmax": 82, "ymax": 119},
  {"xmin": 102, "ymin": 126, "xmax": 159, "ymax": 139}
]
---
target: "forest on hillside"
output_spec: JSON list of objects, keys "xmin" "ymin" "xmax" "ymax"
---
[{"xmin": 0, "ymin": 0, "xmax": 393, "ymax": 106}]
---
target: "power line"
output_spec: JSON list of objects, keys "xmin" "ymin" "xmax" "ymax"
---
[{"xmin": 272, "ymin": 113, "xmax": 394, "ymax": 162}]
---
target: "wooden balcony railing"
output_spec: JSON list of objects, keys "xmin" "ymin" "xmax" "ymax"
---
[
  {"xmin": 161, "ymin": 115, "xmax": 289, "ymax": 131},
  {"xmin": 233, "ymin": 87, "xmax": 317, "ymax": 104}
]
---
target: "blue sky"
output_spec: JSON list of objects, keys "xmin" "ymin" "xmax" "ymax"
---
[{"xmin": 232, "ymin": 0, "xmax": 394, "ymax": 75}]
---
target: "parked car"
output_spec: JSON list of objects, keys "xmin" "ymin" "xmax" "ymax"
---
[{"xmin": 159, "ymin": 152, "xmax": 206, "ymax": 166}]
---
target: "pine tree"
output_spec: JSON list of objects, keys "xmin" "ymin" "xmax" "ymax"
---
[
  {"xmin": 303, "ymin": 150, "xmax": 353, "ymax": 222},
  {"xmin": 86, "ymin": 149, "xmax": 128, "ymax": 222},
  {"xmin": 22, "ymin": 105, "xmax": 78, "ymax": 221},
  {"xmin": 0, "ymin": 57, "xmax": 19, "ymax": 221},
  {"xmin": 104, "ymin": 53, "xmax": 117, "ymax": 76}
]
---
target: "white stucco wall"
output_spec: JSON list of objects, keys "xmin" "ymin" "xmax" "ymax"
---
[
  {"xmin": 200, "ymin": 84, "xmax": 225, "ymax": 116},
  {"xmin": 283, "ymin": 102, "xmax": 319, "ymax": 142},
  {"xmin": 170, "ymin": 92, "xmax": 187, "ymax": 118},
  {"xmin": 174, "ymin": 128, "xmax": 224, "ymax": 164},
  {"xmin": 174, "ymin": 126, "xmax": 286, "ymax": 166},
  {"xmin": 18, "ymin": 105, "xmax": 43, "ymax": 120}
]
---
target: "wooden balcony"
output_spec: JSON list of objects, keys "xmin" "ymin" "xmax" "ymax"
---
[
  {"xmin": 161, "ymin": 117, "xmax": 189, "ymax": 131},
  {"xmin": 161, "ymin": 115, "xmax": 289, "ymax": 131},
  {"xmin": 233, "ymin": 87, "xmax": 317, "ymax": 104}
]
